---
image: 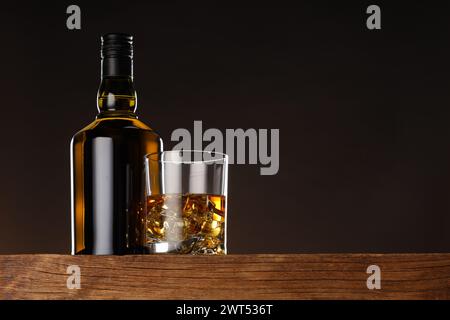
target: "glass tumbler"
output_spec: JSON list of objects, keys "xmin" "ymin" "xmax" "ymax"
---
[{"xmin": 144, "ymin": 150, "xmax": 228, "ymax": 254}]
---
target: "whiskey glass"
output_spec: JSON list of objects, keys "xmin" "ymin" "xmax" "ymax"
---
[{"xmin": 144, "ymin": 150, "xmax": 228, "ymax": 254}]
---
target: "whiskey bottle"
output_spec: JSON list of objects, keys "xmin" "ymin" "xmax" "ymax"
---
[{"xmin": 71, "ymin": 33, "xmax": 162, "ymax": 254}]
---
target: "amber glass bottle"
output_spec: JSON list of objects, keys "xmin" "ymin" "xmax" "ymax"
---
[{"xmin": 71, "ymin": 34, "xmax": 162, "ymax": 254}]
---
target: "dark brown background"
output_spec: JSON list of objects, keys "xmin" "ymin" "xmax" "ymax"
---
[{"xmin": 0, "ymin": 1, "xmax": 449, "ymax": 253}]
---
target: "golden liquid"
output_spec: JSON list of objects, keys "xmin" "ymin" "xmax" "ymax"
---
[
  {"xmin": 71, "ymin": 115, "xmax": 162, "ymax": 254},
  {"xmin": 146, "ymin": 194, "xmax": 226, "ymax": 254}
]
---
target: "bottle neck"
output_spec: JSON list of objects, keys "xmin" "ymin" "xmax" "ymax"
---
[{"xmin": 97, "ymin": 57, "xmax": 137, "ymax": 117}]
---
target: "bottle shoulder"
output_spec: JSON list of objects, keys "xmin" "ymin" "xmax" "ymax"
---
[{"xmin": 72, "ymin": 117, "xmax": 161, "ymax": 142}]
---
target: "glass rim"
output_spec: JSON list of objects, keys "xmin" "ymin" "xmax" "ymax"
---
[{"xmin": 146, "ymin": 150, "xmax": 229, "ymax": 164}]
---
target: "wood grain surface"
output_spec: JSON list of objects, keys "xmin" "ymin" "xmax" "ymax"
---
[{"xmin": 0, "ymin": 254, "xmax": 449, "ymax": 300}]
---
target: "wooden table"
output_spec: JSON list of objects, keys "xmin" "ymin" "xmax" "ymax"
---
[{"xmin": 0, "ymin": 254, "xmax": 449, "ymax": 300}]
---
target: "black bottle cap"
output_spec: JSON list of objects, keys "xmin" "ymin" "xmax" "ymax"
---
[
  {"xmin": 101, "ymin": 33, "xmax": 133, "ymax": 58},
  {"xmin": 101, "ymin": 33, "xmax": 134, "ymax": 77}
]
